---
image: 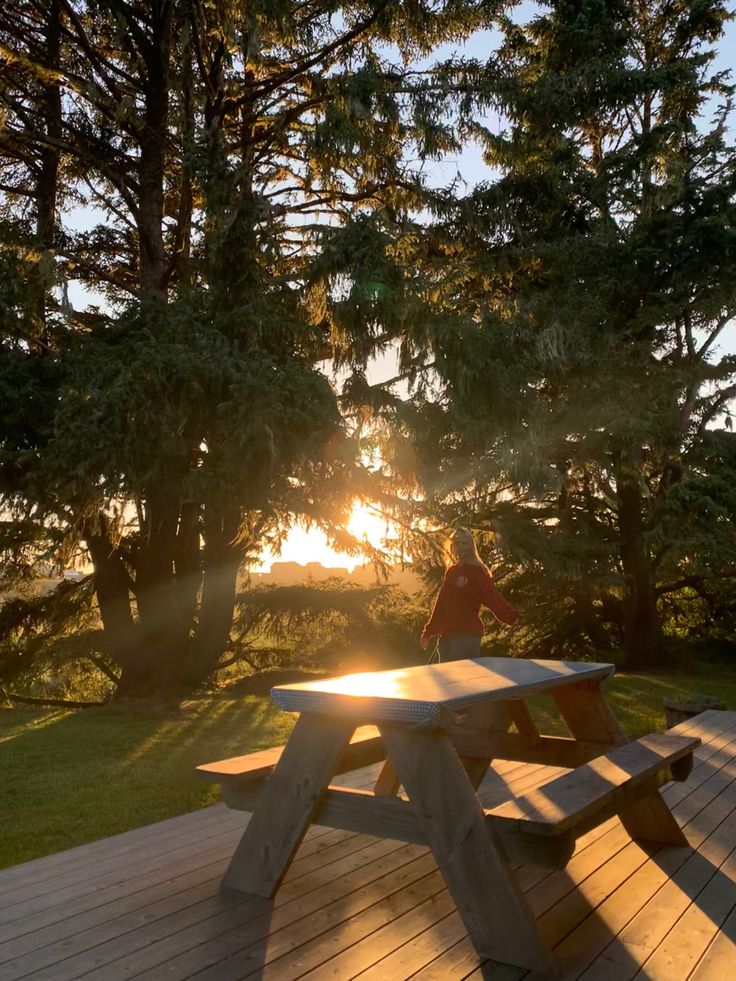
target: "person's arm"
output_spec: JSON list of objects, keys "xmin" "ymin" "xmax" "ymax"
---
[
  {"xmin": 479, "ymin": 569, "xmax": 520, "ymax": 626},
  {"xmin": 420, "ymin": 572, "xmax": 449, "ymax": 647}
]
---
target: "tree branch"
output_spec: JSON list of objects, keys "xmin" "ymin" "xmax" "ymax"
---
[{"xmin": 250, "ymin": 2, "xmax": 391, "ymax": 102}]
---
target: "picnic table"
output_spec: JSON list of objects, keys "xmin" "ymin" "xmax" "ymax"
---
[{"xmin": 198, "ymin": 657, "xmax": 699, "ymax": 973}]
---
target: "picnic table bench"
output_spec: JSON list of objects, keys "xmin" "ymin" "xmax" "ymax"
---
[
  {"xmin": 197, "ymin": 658, "xmax": 699, "ymax": 973},
  {"xmin": 197, "ymin": 723, "xmax": 385, "ymax": 785}
]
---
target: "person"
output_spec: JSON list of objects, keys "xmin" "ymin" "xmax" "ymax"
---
[{"xmin": 420, "ymin": 527, "xmax": 519, "ymax": 661}]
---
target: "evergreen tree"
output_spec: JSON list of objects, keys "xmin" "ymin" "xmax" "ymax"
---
[
  {"xmin": 371, "ymin": 0, "xmax": 736, "ymax": 665},
  {"xmin": 0, "ymin": 1, "xmax": 493, "ymax": 694}
]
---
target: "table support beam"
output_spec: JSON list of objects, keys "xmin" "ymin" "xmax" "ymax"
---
[
  {"xmin": 373, "ymin": 757, "xmax": 401, "ymax": 797},
  {"xmin": 379, "ymin": 723, "xmax": 556, "ymax": 974},
  {"xmin": 553, "ymin": 682, "xmax": 688, "ymax": 846},
  {"xmin": 222, "ymin": 713, "xmax": 355, "ymax": 895},
  {"xmin": 453, "ymin": 700, "xmax": 516, "ymax": 790}
]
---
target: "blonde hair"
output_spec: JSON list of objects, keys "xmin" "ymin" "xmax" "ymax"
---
[{"xmin": 449, "ymin": 527, "xmax": 486, "ymax": 567}]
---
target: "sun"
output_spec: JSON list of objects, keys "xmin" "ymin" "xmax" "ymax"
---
[
  {"xmin": 255, "ymin": 500, "xmax": 396, "ymax": 572},
  {"xmin": 346, "ymin": 501, "xmax": 391, "ymax": 544}
]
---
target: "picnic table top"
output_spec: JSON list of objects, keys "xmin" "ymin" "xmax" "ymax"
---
[{"xmin": 270, "ymin": 656, "xmax": 615, "ymax": 725}]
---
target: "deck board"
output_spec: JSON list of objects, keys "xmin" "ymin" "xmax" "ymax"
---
[{"xmin": 1, "ymin": 710, "xmax": 736, "ymax": 980}]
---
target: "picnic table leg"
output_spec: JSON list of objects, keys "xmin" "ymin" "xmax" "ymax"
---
[
  {"xmin": 553, "ymin": 682, "xmax": 688, "ymax": 847},
  {"xmin": 222, "ymin": 713, "xmax": 355, "ymax": 895},
  {"xmin": 507, "ymin": 699, "xmax": 542, "ymax": 744},
  {"xmin": 452, "ymin": 701, "xmax": 516, "ymax": 790},
  {"xmin": 379, "ymin": 723, "xmax": 556, "ymax": 974}
]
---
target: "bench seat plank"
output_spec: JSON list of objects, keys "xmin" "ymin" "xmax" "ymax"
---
[
  {"xmin": 196, "ymin": 724, "xmax": 383, "ymax": 782},
  {"xmin": 487, "ymin": 732, "xmax": 700, "ymax": 836}
]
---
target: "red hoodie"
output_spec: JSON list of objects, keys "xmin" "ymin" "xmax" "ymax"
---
[{"xmin": 421, "ymin": 563, "xmax": 519, "ymax": 641}]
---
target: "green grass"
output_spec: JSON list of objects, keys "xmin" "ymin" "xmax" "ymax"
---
[
  {"xmin": 527, "ymin": 663, "xmax": 736, "ymax": 737},
  {"xmin": 2, "ymin": 660, "xmax": 735, "ymax": 871},
  {"xmin": 0, "ymin": 693, "xmax": 294, "ymax": 870}
]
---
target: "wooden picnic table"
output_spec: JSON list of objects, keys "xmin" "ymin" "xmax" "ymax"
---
[{"xmin": 206, "ymin": 657, "xmax": 698, "ymax": 973}]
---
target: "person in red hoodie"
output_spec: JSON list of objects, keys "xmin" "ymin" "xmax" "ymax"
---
[{"xmin": 419, "ymin": 527, "xmax": 519, "ymax": 661}]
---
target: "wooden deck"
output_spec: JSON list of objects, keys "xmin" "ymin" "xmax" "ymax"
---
[{"xmin": 1, "ymin": 709, "xmax": 735, "ymax": 980}]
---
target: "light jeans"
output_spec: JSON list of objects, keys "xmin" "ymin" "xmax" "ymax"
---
[{"xmin": 437, "ymin": 634, "xmax": 482, "ymax": 662}]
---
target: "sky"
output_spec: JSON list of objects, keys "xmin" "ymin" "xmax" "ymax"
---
[{"xmin": 61, "ymin": 7, "xmax": 736, "ymax": 571}]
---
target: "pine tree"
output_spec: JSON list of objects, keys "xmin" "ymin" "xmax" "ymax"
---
[
  {"xmin": 379, "ymin": 0, "xmax": 736, "ymax": 666},
  {"xmin": 0, "ymin": 0, "xmax": 494, "ymax": 694}
]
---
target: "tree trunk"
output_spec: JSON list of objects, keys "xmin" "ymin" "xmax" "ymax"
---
[
  {"xmin": 138, "ymin": 0, "xmax": 171, "ymax": 299},
  {"xmin": 29, "ymin": 0, "xmax": 62, "ymax": 346},
  {"xmin": 192, "ymin": 505, "xmax": 242, "ymax": 683},
  {"xmin": 133, "ymin": 489, "xmax": 191, "ymax": 689},
  {"xmin": 174, "ymin": 501, "xmax": 202, "ymax": 626},
  {"xmin": 99, "ymin": 1, "xmax": 181, "ymax": 697},
  {"xmin": 616, "ymin": 461, "xmax": 664, "ymax": 667},
  {"xmin": 572, "ymin": 587, "xmax": 613, "ymax": 651},
  {"xmin": 84, "ymin": 521, "xmax": 144, "ymax": 695}
]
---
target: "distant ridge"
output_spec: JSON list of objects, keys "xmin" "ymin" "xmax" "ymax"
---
[{"xmin": 248, "ymin": 560, "xmax": 421, "ymax": 593}]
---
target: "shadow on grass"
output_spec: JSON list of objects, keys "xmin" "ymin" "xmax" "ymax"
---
[{"xmin": 0, "ymin": 693, "xmax": 294, "ymax": 869}]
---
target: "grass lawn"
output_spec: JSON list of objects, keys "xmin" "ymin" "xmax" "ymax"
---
[
  {"xmin": 530, "ymin": 662, "xmax": 736, "ymax": 736},
  {"xmin": 2, "ymin": 660, "xmax": 735, "ymax": 870},
  {"xmin": 0, "ymin": 692, "xmax": 294, "ymax": 870}
]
